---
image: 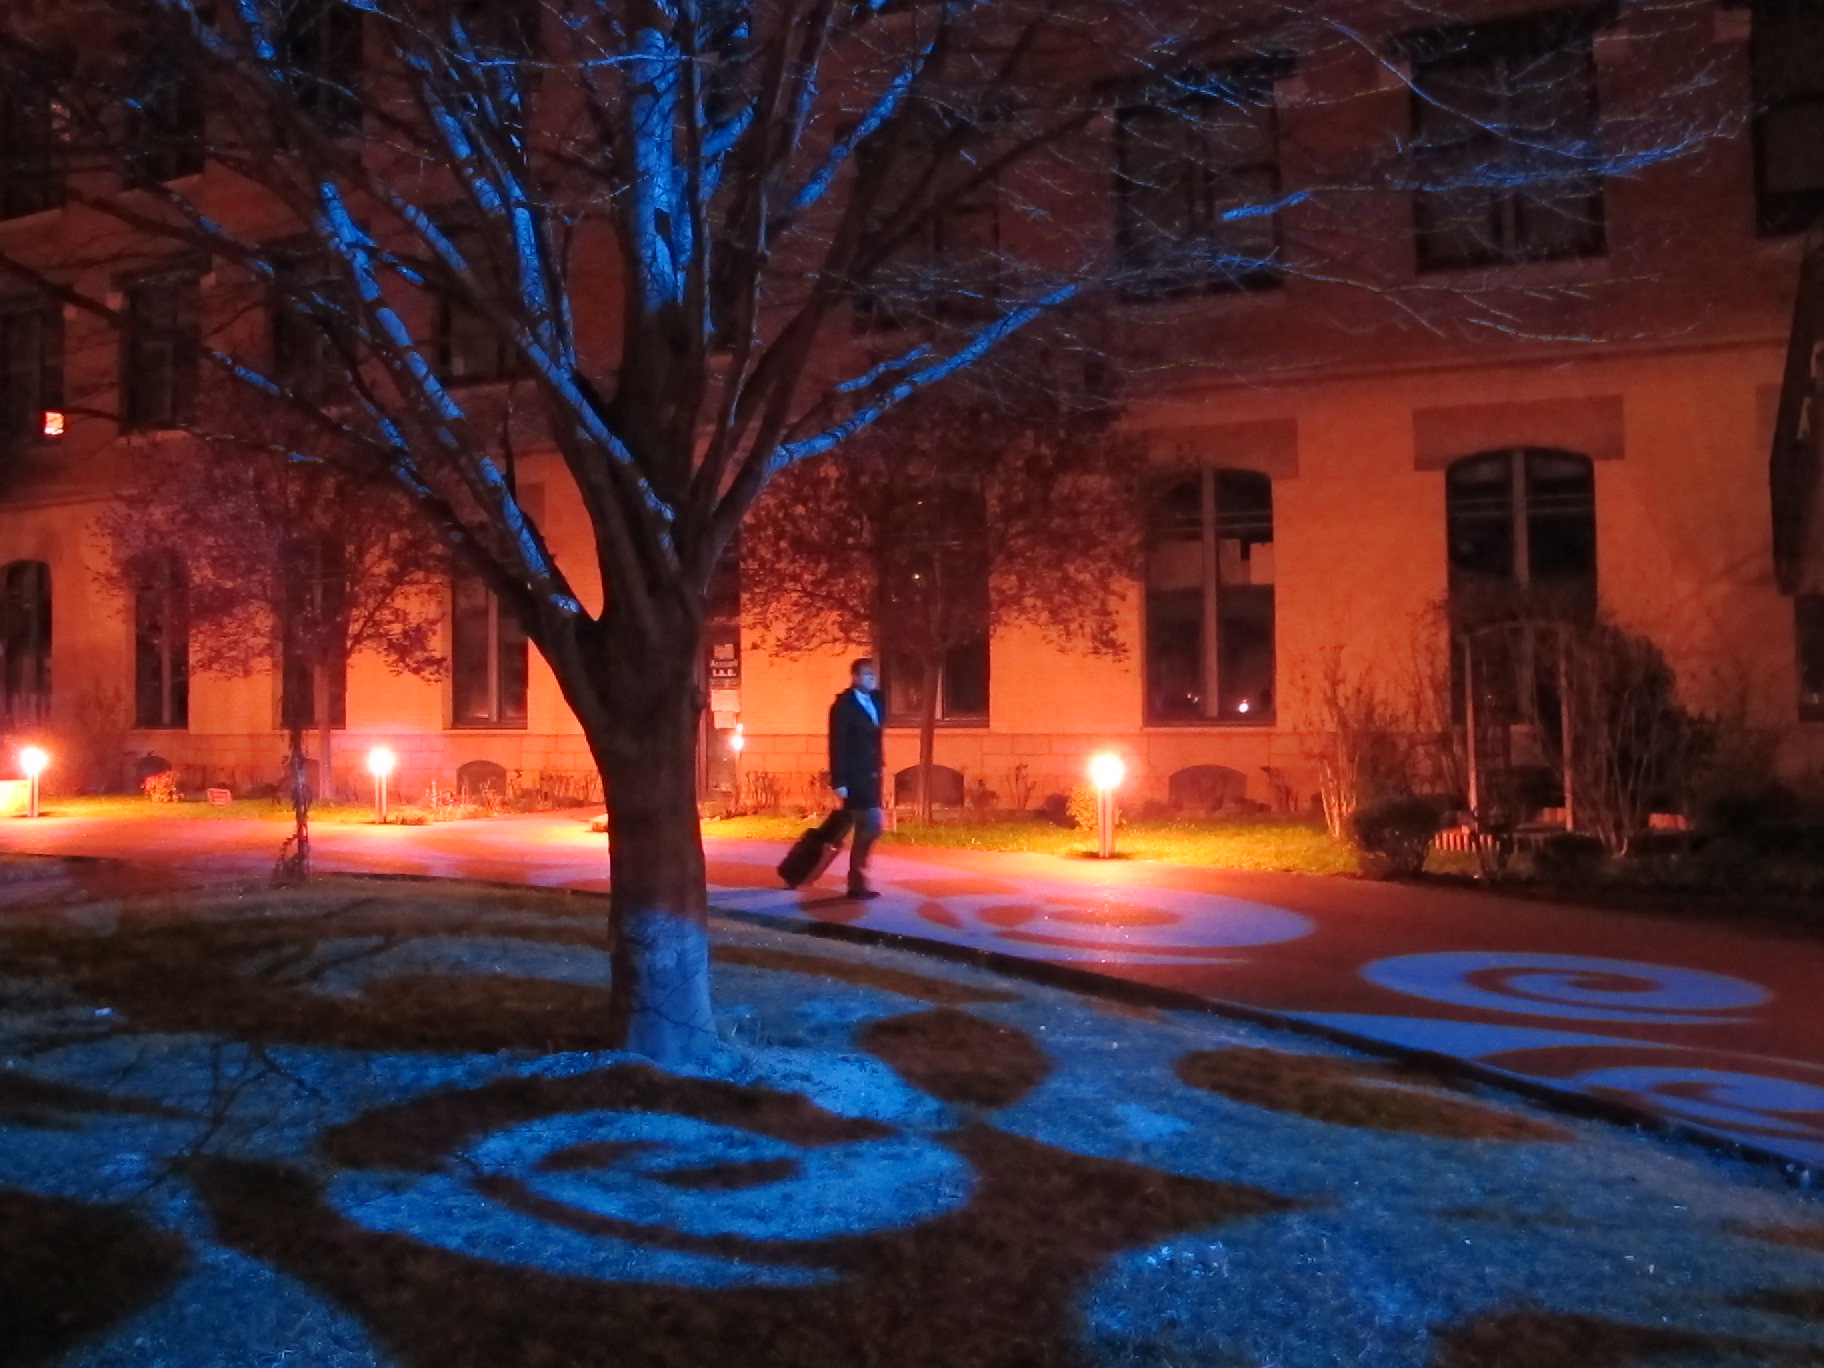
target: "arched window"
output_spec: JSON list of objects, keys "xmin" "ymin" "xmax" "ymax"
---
[
  {"xmin": 1446, "ymin": 449, "xmax": 1595, "ymax": 725},
  {"xmin": 1145, "ymin": 468, "xmax": 1275, "ymax": 723},
  {"xmin": 1, "ymin": 559, "xmax": 50, "ymax": 727},
  {"xmin": 133, "ymin": 551, "xmax": 188, "ymax": 729},
  {"xmin": 1446, "ymin": 448, "xmax": 1595, "ymax": 623}
]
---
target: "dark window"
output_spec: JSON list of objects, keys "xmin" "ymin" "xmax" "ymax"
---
[
  {"xmin": 1447, "ymin": 448, "xmax": 1596, "ymax": 722},
  {"xmin": 126, "ymin": 46, "xmax": 205, "ymax": 183},
  {"xmin": 853, "ymin": 105, "xmax": 1002, "ymax": 328},
  {"xmin": 0, "ymin": 84, "xmax": 65, "ymax": 220},
  {"xmin": 1116, "ymin": 63, "xmax": 1284, "ymax": 296},
  {"xmin": 280, "ymin": 0, "xmax": 364, "ymax": 133},
  {"xmin": 1, "ymin": 559, "xmax": 50, "ymax": 729},
  {"xmin": 0, "ymin": 298, "xmax": 64, "ymax": 451},
  {"xmin": 121, "ymin": 267, "xmax": 201, "ymax": 431},
  {"xmin": 434, "ymin": 220, "xmax": 524, "ymax": 384},
  {"xmin": 1407, "ymin": 11, "xmax": 1605, "ymax": 270},
  {"xmin": 1799, "ymin": 595, "xmax": 1824, "ymax": 721},
  {"xmin": 879, "ymin": 485, "xmax": 990, "ymax": 726},
  {"xmin": 271, "ymin": 247, "xmax": 348, "ymax": 398},
  {"xmin": 1752, "ymin": 0, "xmax": 1824, "ymax": 234},
  {"xmin": 449, "ymin": 0, "xmax": 538, "ymax": 135},
  {"xmin": 1144, "ymin": 468, "xmax": 1275, "ymax": 723},
  {"xmin": 279, "ymin": 536, "xmax": 347, "ymax": 730},
  {"xmin": 450, "ymin": 564, "xmax": 529, "ymax": 727},
  {"xmin": 133, "ymin": 552, "xmax": 188, "ymax": 730}
]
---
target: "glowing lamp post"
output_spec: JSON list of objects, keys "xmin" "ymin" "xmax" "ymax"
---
[
  {"xmin": 1088, "ymin": 752, "xmax": 1124, "ymax": 858},
  {"xmin": 19, "ymin": 747, "xmax": 47, "ymax": 819},
  {"xmin": 729, "ymin": 724, "xmax": 745, "ymax": 810},
  {"xmin": 367, "ymin": 747, "xmax": 395, "ymax": 824}
]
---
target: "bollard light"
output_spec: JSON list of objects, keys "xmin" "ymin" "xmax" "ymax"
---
[
  {"xmin": 19, "ymin": 747, "xmax": 46, "ymax": 819},
  {"xmin": 367, "ymin": 747, "xmax": 395, "ymax": 824},
  {"xmin": 1088, "ymin": 752, "xmax": 1124, "ymax": 858},
  {"xmin": 729, "ymin": 723, "xmax": 745, "ymax": 754}
]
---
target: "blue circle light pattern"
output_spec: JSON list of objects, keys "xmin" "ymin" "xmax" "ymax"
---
[
  {"xmin": 1572, "ymin": 1066, "xmax": 1824, "ymax": 1140},
  {"xmin": 329, "ymin": 1108, "xmax": 974, "ymax": 1286},
  {"xmin": 1360, "ymin": 952, "xmax": 1770, "ymax": 1024}
]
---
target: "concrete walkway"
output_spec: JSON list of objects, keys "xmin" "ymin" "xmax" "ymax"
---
[{"xmin": 5, "ymin": 808, "xmax": 1823, "ymax": 1171}]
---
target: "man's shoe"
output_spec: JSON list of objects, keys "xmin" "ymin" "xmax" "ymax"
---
[{"xmin": 846, "ymin": 884, "xmax": 881, "ymax": 901}]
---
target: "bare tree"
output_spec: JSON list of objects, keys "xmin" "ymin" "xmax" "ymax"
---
[
  {"xmin": 0, "ymin": 0, "xmax": 1727, "ymax": 1060},
  {"xmin": 100, "ymin": 397, "xmax": 447, "ymax": 874},
  {"xmin": 743, "ymin": 338, "xmax": 1139, "ymax": 821}
]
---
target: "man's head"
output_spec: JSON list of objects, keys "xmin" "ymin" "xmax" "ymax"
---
[{"xmin": 850, "ymin": 657, "xmax": 878, "ymax": 692}]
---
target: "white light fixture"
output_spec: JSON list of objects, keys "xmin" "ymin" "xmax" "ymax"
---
[
  {"xmin": 1088, "ymin": 752, "xmax": 1124, "ymax": 858},
  {"xmin": 19, "ymin": 746, "xmax": 47, "ymax": 819},
  {"xmin": 367, "ymin": 747, "xmax": 395, "ymax": 823}
]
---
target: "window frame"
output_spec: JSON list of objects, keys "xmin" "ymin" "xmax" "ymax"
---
[
  {"xmin": 1750, "ymin": 0, "xmax": 1824, "ymax": 235},
  {"xmin": 277, "ymin": 535, "xmax": 348, "ymax": 732},
  {"xmin": 0, "ymin": 296, "xmax": 64, "ymax": 451},
  {"xmin": 1113, "ymin": 59, "xmax": 1289, "ymax": 298},
  {"xmin": 1798, "ymin": 594, "xmax": 1824, "ymax": 722},
  {"xmin": 0, "ymin": 83, "xmax": 66, "ymax": 221},
  {"xmin": 1, "ymin": 559, "xmax": 51, "ymax": 730},
  {"xmin": 1405, "ymin": 9, "xmax": 1607, "ymax": 271},
  {"xmin": 449, "ymin": 561, "xmax": 530, "ymax": 729},
  {"xmin": 1143, "ymin": 467, "xmax": 1277, "ymax": 726},
  {"xmin": 132, "ymin": 551, "xmax": 189, "ymax": 731},
  {"xmin": 120, "ymin": 264, "xmax": 203, "ymax": 433}
]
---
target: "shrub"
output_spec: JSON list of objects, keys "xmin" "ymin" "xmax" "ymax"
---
[
  {"xmin": 141, "ymin": 770, "xmax": 179, "ymax": 803},
  {"xmin": 1350, "ymin": 795, "xmax": 1449, "ymax": 878},
  {"xmin": 1532, "ymin": 832, "xmax": 1607, "ymax": 881}
]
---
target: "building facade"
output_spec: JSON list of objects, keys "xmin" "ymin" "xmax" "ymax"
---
[{"xmin": 1, "ymin": 0, "xmax": 1821, "ymax": 814}]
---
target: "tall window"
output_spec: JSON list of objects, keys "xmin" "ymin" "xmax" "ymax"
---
[
  {"xmin": 879, "ymin": 485, "xmax": 990, "ymax": 727},
  {"xmin": 1752, "ymin": 0, "xmax": 1824, "ymax": 234},
  {"xmin": 434, "ymin": 220, "xmax": 524, "ymax": 384},
  {"xmin": 0, "ymin": 84, "xmax": 64, "ymax": 220},
  {"xmin": 1145, "ymin": 469, "xmax": 1275, "ymax": 723},
  {"xmin": 279, "ymin": 537, "xmax": 347, "ymax": 730},
  {"xmin": 0, "ymin": 297, "xmax": 63, "ymax": 451},
  {"xmin": 133, "ymin": 552, "xmax": 188, "ymax": 730},
  {"xmin": 1447, "ymin": 449, "xmax": 1596, "ymax": 722},
  {"xmin": 852, "ymin": 104, "xmax": 1001, "ymax": 328},
  {"xmin": 271, "ymin": 246, "xmax": 347, "ymax": 398},
  {"xmin": 280, "ymin": 0, "xmax": 364, "ymax": 133},
  {"xmin": 1115, "ymin": 61, "xmax": 1285, "ymax": 295},
  {"xmin": 121, "ymin": 266, "xmax": 201, "ymax": 431},
  {"xmin": 450, "ymin": 564, "xmax": 529, "ymax": 728},
  {"xmin": 1407, "ymin": 11, "xmax": 1605, "ymax": 270},
  {"xmin": 1799, "ymin": 595, "xmax": 1824, "ymax": 721},
  {"xmin": 1, "ymin": 560, "xmax": 50, "ymax": 729},
  {"xmin": 125, "ymin": 45, "xmax": 205, "ymax": 183}
]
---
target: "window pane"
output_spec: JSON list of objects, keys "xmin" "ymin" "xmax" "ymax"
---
[
  {"xmin": 124, "ymin": 274, "xmax": 200, "ymax": 431},
  {"xmin": 1525, "ymin": 451, "xmax": 1596, "ymax": 585},
  {"xmin": 1447, "ymin": 453, "xmax": 1516, "ymax": 582},
  {"xmin": 941, "ymin": 635, "xmax": 988, "ymax": 720},
  {"xmin": 133, "ymin": 558, "xmax": 188, "ymax": 729},
  {"xmin": 498, "ymin": 600, "xmax": 529, "ymax": 724},
  {"xmin": 2, "ymin": 560, "xmax": 50, "ymax": 728},
  {"xmin": 1145, "ymin": 586, "xmax": 1204, "ymax": 722},
  {"xmin": 1798, "ymin": 595, "xmax": 1824, "ymax": 721},
  {"xmin": 1217, "ymin": 584, "xmax": 1274, "ymax": 720},
  {"xmin": 450, "ymin": 568, "xmax": 494, "ymax": 723}
]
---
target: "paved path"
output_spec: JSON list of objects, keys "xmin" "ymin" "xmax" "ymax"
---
[{"xmin": 5, "ymin": 810, "xmax": 1823, "ymax": 1170}]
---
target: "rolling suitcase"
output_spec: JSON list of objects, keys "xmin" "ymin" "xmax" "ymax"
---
[{"xmin": 777, "ymin": 809, "xmax": 853, "ymax": 889}]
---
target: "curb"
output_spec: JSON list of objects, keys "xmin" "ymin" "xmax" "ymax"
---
[{"xmin": 711, "ymin": 902, "xmax": 1822, "ymax": 1191}]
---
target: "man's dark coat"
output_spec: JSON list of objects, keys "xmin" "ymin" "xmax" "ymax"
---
[{"xmin": 828, "ymin": 688, "xmax": 885, "ymax": 810}]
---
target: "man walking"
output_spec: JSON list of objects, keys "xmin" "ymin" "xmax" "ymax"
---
[{"xmin": 828, "ymin": 657, "xmax": 885, "ymax": 899}]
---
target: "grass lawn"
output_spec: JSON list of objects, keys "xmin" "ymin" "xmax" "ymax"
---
[
  {"xmin": 708, "ymin": 812, "xmax": 1364, "ymax": 875},
  {"xmin": 34, "ymin": 794, "xmax": 387, "ymax": 823},
  {"xmin": 0, "ymin": 875, "xmax": 1820, "ymax": 1367}
]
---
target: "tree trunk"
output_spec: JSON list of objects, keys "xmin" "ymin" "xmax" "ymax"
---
[
  {"xmin": 591, "ymin": 635, "xmax": 716, "ymax": 1067},
  {"xmin": 916, "ymin": 654, "xmax": 941, "ymax": 825}
]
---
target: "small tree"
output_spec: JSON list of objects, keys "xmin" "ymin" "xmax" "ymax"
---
[
  {"xmin": 102, "ymin": 401, "xmax": 447, "ymax": 868},
  {"xmin": 743, "ymin": 344, "xmax": 1140, "ymax": 821}
]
